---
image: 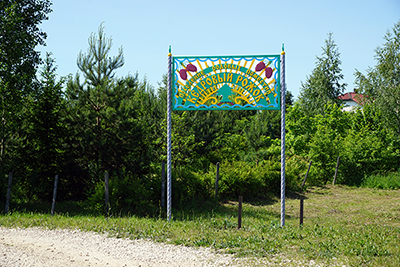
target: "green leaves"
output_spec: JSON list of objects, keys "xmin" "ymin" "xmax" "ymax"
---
[
  {"xmin": 0, "ymin": 0, "xmax": 51, "ymax": 94},
  {"xmin": 286, "ymin": 99, "xmax": 399, "ymax": 186},
  {"xmin": 297, "ymin": 33, "xmax": 346, "ymax": 116},
  {"xmin": 155, "ymin": 111, "xmax": 204, "ymax": 168},
  {"xmin": 0, "ymin": 0, "xmax": 52, "ymax": 173},
  {"xmin": 355, "ymin": 21, "xmax": 400, "ymax": 134}
]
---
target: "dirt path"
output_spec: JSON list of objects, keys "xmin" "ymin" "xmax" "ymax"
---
[{"xmin": 0, "ymin": 227, "xmax": 269, "ymax": 267}]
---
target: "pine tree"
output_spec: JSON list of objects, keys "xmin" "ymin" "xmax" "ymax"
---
[
  {"xmin": 65, "ymin": 23, "xmax": 124, "ymax": 172},
  {"xmin": 21, "ymin": 53, "xmax": 66, "ymax": 201},
  {"xmin": 75, "ymin": 22, "xmax": 124, "ymax": 126},
  {"xmin": 297, "ymin": 33, "xmax": 346, "ymax": 116},
  {"xmin": 65, "ymin": 23, "xmax": 156, "ymax": 187}
]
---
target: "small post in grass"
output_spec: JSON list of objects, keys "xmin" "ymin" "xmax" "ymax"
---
[
  {"xmin": 300, "ymin": 197, "xmax": 304, "ymax": 226},
  {"xmin": 301, "ymin": 160, "xmax": 312, "ymax": 190},
  {"xmin": 215, "ymin": 162, "xmax": 220, "ymax": 201},
  {"xmin": 333, "ymin": 156, "xmax": 340, "ymax": 185},
  {"xmin": 5, "ymin": 172, "xmax": 12, "ymax": 213},
  {"xmin": 51, "ymin": 174, "xmax": 59, "ymax": 216},
  {"xmin": 238, "ymin": 196, "xmax": 243, "ymax": 229},
  {"xmin": 105, "ymin": 172, "xmax": 110, "ymax": 216},
  {"xmin": 161, "ymin": 161, "xmax": 166, "ymax": 209}
]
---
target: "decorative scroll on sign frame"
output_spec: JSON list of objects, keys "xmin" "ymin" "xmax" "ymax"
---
[{"xmin": 172, "ymin": 55, "xmax": 281, "ymax": 110}]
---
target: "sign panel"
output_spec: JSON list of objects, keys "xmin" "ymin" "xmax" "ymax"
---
[{"xmin": 172, "ymin": 55, "xmax": 280, "ymax": 110}]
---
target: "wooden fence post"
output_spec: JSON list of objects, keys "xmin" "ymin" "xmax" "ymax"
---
[
  {"xmin": 238, "ymin": 196, "xmax": 243, "ymax": 229},
  {"xmin": 301, "ymin": 161, "xmax": 312, "ymax": 190},
  {"xmin": 5, "ymin": 172, "xmax": 12, "ymax": 213},
  {"xmin": 300, "ymin": 197, "xmax": 304, "ymax": 226},
  {"xmin": 215, "ymin": 162, "xmax": 220, "ymax": 201},
  {"xmin": 105, "ymin": 172, "xmax": 109, "ymax": 216},
  {"xmin": 161, "ymin": 161, "xmax": 166, "ymax": 209},
  {"xmin": 333, "ymin": 156, "xmax": 340, "ymax": 185},
  {"xmin": 51, "ymin": 174, "xmax": 59, "ymax": 216}
]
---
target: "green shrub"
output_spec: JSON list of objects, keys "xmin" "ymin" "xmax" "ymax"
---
[
  {"xmin": 362, "ymin": 171, "xmax": 400, "ymax": 190},
  {"xmin": 241, "ymin": 138, "xmax": 281, "ymax": 163},
  {"xmin": 86, "ymin": 170, "xmax": 159, "ymax": 216},
  {"xmin": 339, "ymin": 128, "xmax": 399, "ymax": 186},
  {"xmin": 84, "ymin": 157, "xmax": 308, "ymax": 214},
  {"xmin": 286, "ymin": 155, "xmax": 308, "ymax": 191},
  {"xmin": 172, "ymin": 167, "xmax": 213, "ymax": 207},
  {"xmin": 184, "ymin": 158, "xmax": 306, "ymax": 202},
  {"xmin": 216, "ymin": 161, "xmax": 259, "ymax": 200},
  {"xmin": 215, "ymin": 160, "xmax": 287, "ymax": 200}
]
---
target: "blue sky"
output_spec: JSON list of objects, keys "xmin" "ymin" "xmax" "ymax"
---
[{"xmin": 37, "ymin": 0, "xmax": 400, "ymax": 99}]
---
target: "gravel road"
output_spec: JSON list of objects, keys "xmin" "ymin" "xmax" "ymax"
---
[{"xmin": 0, "ymin": 227, "xmax": 272, "ymax": 267}]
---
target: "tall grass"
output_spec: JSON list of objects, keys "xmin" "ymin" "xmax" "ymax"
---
[{"xmin": 362, "ymin": 170, "xmax": 400, "ymax": 189}]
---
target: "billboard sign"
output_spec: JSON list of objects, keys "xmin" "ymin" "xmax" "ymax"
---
[{"xmin": 172, "ymin": 55, "xmax": 280, "ymax": 110}]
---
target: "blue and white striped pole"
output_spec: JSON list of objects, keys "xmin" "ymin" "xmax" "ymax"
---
[
  {"xmin": 280, "ymin": 44, "xmax": 286, "ymax": 227},
  {"xmin": 167, "ymin": 46, "xmax": 172, "ymax": 221}
]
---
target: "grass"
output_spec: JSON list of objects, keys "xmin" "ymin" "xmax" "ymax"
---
[
  {"xmin": 1, "ymin": 185, "xmax": 400, "ymax": 266},
  {"xmin": 362, "ymin": 170, "xmax": 400, "ymax": 190}
]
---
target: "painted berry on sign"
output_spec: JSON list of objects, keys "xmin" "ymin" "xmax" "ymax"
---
[
  {"xmin": 179, "ymin": 69, "xmax": 187, "ymax": 80},
  {"xmin": 186, "ymin": 64, "xmax": 197, "ymax": 72},
  {"xmin": 265, "ymin": 67, "xmax": 273, "ymax": 79},
  {"xmin": 255, "ymin": 62, "xmax": 266, "ymax": 72}
]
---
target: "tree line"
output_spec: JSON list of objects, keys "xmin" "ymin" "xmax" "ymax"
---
[{"xmin": 1, "ymin": 1, "xmax": 399, "ymax": 215}]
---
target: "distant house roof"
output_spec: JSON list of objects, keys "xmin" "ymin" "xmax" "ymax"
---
[{"xmin": 338, "ymin": 92, "xmax": 365, "ymax": 112}]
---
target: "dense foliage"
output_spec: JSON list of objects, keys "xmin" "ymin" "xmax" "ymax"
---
[
  {"xmin": 297, "ymin": 33, "xmax": 346, "ymax": 116},
  {"xmin": 0, "ymin": 0, "xmax": 52, "ymax": 179},
  {"xmin": 1, "ymin": 3, "xmax": 399, "ymax": 216},
  {"xmin": 355, "ymin": 21, "xmax": 400, "ymax": 134}
]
